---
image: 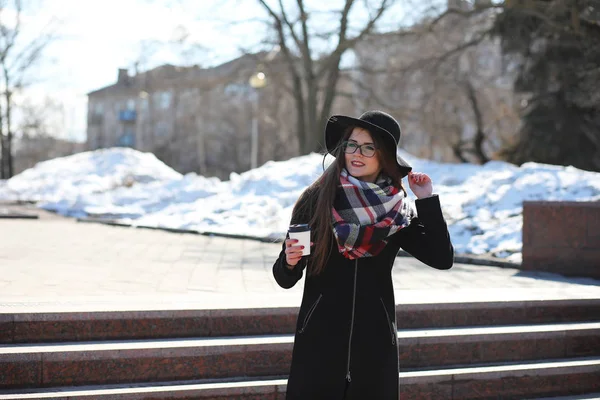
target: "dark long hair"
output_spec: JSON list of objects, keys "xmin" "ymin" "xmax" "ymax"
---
[{"xmin": 296, "ymin": 126, "xmax": 407, "ymax": 276}]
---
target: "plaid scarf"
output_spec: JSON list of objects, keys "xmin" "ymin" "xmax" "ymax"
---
[{"xmin": 332, "ymin": 169, "xmax": 411, "ymax": 259}]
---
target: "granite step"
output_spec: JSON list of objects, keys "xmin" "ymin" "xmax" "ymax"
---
[
  {"xmin": 528, "ymin": 394, "xmax": 600, "ymax": 399},
  {"xmin": 1, "ymin": 358, "xmax": 599, "ymax": 400},
  {"xmin": 399, "ymin": 357, "xmax": 600, "ymax": 399},
  {"xmin": 0, "ymin": 378, "xmax": 290, "ymax": 400},
  {"xmin": 2, "ymin": 298, "xmax": 599, "ymax": 344},
  {"xmin": 0, "ymin": 335, "xmax": 292, "ymax": 389},
  {"xmin": 0, "ymin": 378, "xmax": 288, "ymax": 400},
  {"xmin": 399, "ymin": 322, "xmax": 600, "ymax": 370},
  {"xmin": 1, "ymin": 322, "xmax": 599, "ymax": 389}
]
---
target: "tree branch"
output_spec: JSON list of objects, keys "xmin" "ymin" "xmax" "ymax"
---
[
  {"xmin": 463, "ymin": 78, "xmax": 489, "ymax": 164},
  {"xmin": 256, "ymin": 0, "xmax": 301, "ymax": 79},
  {"xmin": 296, "ymin": 0, "xmax": 315, "ymax": 82},
  {"xmin": 317, "ymin": 0, "xmax": 354, "ymax": 127},
  {"xmin": 317, "ymin": 0, "xmax": 390, "ymax": 77},
  {"xmin": 277, "ymin": 0, "xmax": 303, "ymax": 52},
  {"xmin": 423, "ymin": 3, "xmax": 501, "ymax": 32}
]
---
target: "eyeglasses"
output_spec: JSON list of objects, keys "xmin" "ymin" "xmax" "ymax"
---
[{"xmin": 342, "ymin": 141, "xmax": 377, "ymax": 158}]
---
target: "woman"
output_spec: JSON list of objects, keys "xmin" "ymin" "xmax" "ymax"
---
[{"xmin": 273, "ymin": 110, "xmax": 454, "ymax": 400}]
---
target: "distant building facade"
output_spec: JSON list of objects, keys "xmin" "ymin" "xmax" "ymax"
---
[
  {"xmin": 86, "ymin": 52, "xmax": 358, "ymax": 179},
  {"xmin": 87, "ymin": 54, "xmax": 291, "ymax": 178},
  {"xmin": 90, "ymin": 26, "xmax": 516, "ymax": 179},
  {"xmin": 14, "ymin": 136, "xmax": 85, "ymax": 175},
  {"xmin": 354, "ymin": 4, "xmax": 521, "ymax": 164}
]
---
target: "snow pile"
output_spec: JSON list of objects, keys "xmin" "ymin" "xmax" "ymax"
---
[{"xmin": 1, "ymin": 147, "xmax": 598, "ymax": 261}]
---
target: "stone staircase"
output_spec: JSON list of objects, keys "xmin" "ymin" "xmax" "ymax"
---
[{"xmin": 1, "ymin": 299, "xmax": 600, "ymax": 399}]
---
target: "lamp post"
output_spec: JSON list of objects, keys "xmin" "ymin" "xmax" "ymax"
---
[
  {"xmin": 249, "ymin": 70, "xmax": 267, "ymax": 170},
  {"xmin": 137, "ymin": 91, "xmax": 149, "ymax": 149}
]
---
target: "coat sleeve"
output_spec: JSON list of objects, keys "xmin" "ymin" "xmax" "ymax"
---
[
  {"xmin": 394, "ymin": 194, "xmax": 454, "ymax": 270},
  {"xmin": 272, "ymin": 188, "xmax": 315, "ymax": 289}
]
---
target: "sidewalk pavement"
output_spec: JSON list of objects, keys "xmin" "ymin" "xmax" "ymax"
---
[{"xmin": 1, "ymin": 204, "xmax": 599, "ymax": 313}]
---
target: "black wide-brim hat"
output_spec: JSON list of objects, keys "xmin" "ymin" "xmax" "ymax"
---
[{"xmin": 325, "ymin": 110, "xmax": 412, "ymax": 178}]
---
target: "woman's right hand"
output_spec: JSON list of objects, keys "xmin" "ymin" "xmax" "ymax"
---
[
  {"xmin": 285, "ymin": 239, "xmax": 312, "ymax": 268},
  {"xmin": 285, "ymin": 239, "xmax": 304, "ymax": 267}
]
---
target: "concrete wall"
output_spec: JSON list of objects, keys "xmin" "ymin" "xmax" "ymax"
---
[{"xmin": 522, "ymin": 201, "xmax": 600, "ymax": 279}]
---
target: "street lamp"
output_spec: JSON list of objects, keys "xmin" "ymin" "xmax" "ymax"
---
[
  {"xmin": 249, "ymin": 71, "xmax": 266, "ymax": 89},
  {"xmin": 249, "ymin": 70, "xmax": 267, "ymax": 170}
]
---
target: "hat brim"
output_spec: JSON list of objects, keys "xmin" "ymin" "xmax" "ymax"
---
[{"xmin": 325, "ymin": 115, "xmax": 412, "ymax": 177}]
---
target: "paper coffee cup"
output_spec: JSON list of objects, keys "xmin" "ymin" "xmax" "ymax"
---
[{"xmin": 288, "ymin": 224, "xmax": 311, "ymax": 256}]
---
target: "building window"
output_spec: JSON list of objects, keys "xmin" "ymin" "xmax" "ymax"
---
[
  {"xmin": 118, "ymin": 127, "xmax": 135, "ymax": 147},
  {"xmin": 155, "ymin": 121, "xmax": 169, "ymax": 137},
  {"xmin": 224, "ymin": 83, "xmax": 250, "ymax": 96},
  {"xmin": 159, "ymin": 91, "xmax": 171, "ymax": 109},
  {"xmin": 94, "ymin": 103, "xmax": 104, "ymax": 115}
]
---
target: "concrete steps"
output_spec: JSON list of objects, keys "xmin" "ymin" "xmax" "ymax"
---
[
  {"xmin": 0, "ymin": 336, "xmax": 292, "ymax": 389},
  {"xmin": 1, "ymin": 299, "xmax": 599, "ymax": 399},
  {"xmin": 2, "ymin": 298, "xmax": 599, "ymax": 343},
  {"xmin": 2, "ymin": 323, "xmax": 600, "ymax": 389},
  {"xmin": 399, "ymin": 322, "xmax": 600, "ymax": 369},
  {"xmin": 529, "ymin": 395, "xmax": 600, "ymax": 400},
  {"xmin": 400, "ymin": 358, "xmax": 600, "ymax": 399},
  {"xmin": 0, "ymin": 378, "xmax": 290, "ymax": 400},
  {"xmin": 1, "ymin": 359, "xmax": 599, "ymax": 399}
]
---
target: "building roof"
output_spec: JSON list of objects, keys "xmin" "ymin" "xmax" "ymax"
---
[{"xmin": 87, "ymin": 52, "xmax": 269, "ymax": 97}]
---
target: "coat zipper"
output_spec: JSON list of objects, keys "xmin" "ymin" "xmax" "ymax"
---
[
  {"xmin": 298, "ymin": 294, "xmax": 322, "ymax": 334},
  {"xmin": 380, "ymin": 297, "xmax": 397, "ymax": 346},
  {"xmin": 346, "ymin": 259, "xmax": 358, "ymax": 383}
]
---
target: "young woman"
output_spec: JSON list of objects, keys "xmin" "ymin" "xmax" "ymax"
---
[{"xmin": 273, "ymin": 110, "xmax": 454, "ymax": 400}]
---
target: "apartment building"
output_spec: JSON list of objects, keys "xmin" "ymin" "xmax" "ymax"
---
[
  {"xmin": 87, "ymin": 53, "xmax": 293, "ymax": 178},
  {"xmin": 87, "ymin": 50, "xmax": 360, "ymax": 179}
]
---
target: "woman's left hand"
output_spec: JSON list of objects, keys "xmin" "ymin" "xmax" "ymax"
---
[{"xmin": 408, "ymin": 171, "xmax": 433, "ymax": 199}]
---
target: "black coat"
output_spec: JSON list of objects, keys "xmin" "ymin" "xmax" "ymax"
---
[{"xmin": 273, "ymin": 187, "xmax": 454, "ymax": 400}]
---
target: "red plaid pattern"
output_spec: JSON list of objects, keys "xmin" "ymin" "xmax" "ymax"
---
[{"xmin": 331, "ymin": 169, "xmax": 411, "ymax": 260}]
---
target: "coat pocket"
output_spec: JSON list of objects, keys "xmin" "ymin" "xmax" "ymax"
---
[
  {"xmin": 380, "ymin": 297, "xmax": 397, "ymax": 346},
  {"xmin": 299, "ymin": 294, "xmax": 323, "ymax": 334}
]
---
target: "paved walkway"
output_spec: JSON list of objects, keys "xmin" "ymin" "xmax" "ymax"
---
[{"xmin": 1, "ymin": 204, "xmax": 599, "ymax": 312}]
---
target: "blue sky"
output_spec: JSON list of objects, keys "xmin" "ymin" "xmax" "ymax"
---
[
  {"xmin": 23, "ymin": 0, "xmax": 266, "ymax": 140},
  {"xmin": 22, "ymin": 0, "xmax": 414, "ymax": 141}
]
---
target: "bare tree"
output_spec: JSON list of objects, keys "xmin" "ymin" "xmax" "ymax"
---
[
  {"xmin": 130, "ymin": 29, "xmax": 208, "ymax": 75},
  {"xmin": 405, "ymin": 0, "xmax": 600, "ymax": 169},
  {"xmin": 0, "ymin": 0, "xmax": 57, "ymax": 178},
  {"xmin": 15, "ymin": 97, "xmax": 83, "ymax": 174},
  {"xmin": 347, "ymin": 1, "xmax": 524, "ymax": 165},
  {"xmin": 256, "ymin": 0, "xmax": 400, "ymax": 154}
]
